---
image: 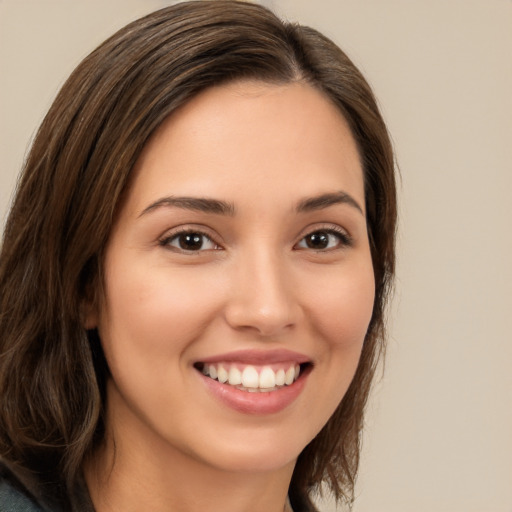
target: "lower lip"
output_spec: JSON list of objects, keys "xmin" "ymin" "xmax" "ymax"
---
[{"xmin": 199, "ymin": 368, "xmax": 310, "ymax": 415}]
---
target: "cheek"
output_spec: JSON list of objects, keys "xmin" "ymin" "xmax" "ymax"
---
[
  {"xmin": 309, "ymin": 259, "xmax": 375, "ymax": 354},
  {"xmin": 98, "ymin": 261, "xmax": 225, "ymax": 364},
  {"xmin": 96, "ymin": 262, "xmax": 226, "ymax": 427},
  {"xmin": 292, "ymin": 259, "xmax": 375, "ymax": 440}
]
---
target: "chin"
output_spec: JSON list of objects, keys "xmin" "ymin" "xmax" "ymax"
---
[
  {"xmin": 201, "ymin": 445, "xmax": 299, "ymax": 475},
  {"xmin": 178, "ymin": 422, "xmax": 317, "ymax": 475}
]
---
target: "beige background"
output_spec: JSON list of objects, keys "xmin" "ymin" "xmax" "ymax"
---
[{"xmin": 1, "ymin": 1, "xmax": 511, "ymax": 511}]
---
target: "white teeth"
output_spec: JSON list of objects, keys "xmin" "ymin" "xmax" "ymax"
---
[
  {"xmin": 201, "ymin": 362, "xmax": 304, "ymax": 391},
  {"xmin": 217, "ymin": 365, "xmax": 228, "ymax": 383},
  {"xmin": 259, "ymin": 366, "xmax": 276, "ymax": 388},
  {"xmin": 228, "ymin": 367, "xmax": 242, "ymax": 386},
  {"xmin": 241, "ymin": 366, "xmax": 259, "ymax": 388},
  {"xmin": 284, "ymin": 365, "xmax": 295, "ymax": 385}
]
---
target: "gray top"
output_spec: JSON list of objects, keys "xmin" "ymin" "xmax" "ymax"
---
[
  {"xmin": 0, "ymin": 479, "xmax": 43, "ymax": 512},
  {"xmin": 0, "ymin": 461, "xmax": 94, "ymax": 512}
]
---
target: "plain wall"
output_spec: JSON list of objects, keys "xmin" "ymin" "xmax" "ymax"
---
[{"xmin": 1, "ymin": 1, "xmax": 511, "ymax": 511}]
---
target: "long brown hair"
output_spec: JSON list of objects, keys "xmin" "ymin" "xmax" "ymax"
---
[{"xmin": 0, "ymin": 1, "xmax": 396, "ymax": 510}]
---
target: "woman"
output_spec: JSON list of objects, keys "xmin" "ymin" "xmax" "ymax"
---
[{"xmin": 0, "ymin": 1, "xmax": 396, "ymax": 511}]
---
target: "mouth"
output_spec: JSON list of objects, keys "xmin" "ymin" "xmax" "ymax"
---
[
  {"xmin": 193, "ymin": 349, "xmax": 313, "ymax": 414},
  {"xmin": 193, "ymin": 361, "xmax": 311, "ymax": 393}
]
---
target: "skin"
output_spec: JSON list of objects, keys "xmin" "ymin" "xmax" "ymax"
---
[{"xmin": 85, "ymin": 80, "xmax": 375, "ymax": 512}]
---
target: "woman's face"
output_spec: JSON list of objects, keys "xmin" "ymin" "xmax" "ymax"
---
[{"xmin": 92, "ymin": 81, "xmax": 375, "ymax": 475}]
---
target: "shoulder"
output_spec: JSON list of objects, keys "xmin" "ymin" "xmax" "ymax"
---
[
  {"xmin": 0, "ymin": 461, "xmax": 95, "ymax": 512},
  {"xmin": 0, "ymin": 463, "xmax": 46, "ymax": 511}
]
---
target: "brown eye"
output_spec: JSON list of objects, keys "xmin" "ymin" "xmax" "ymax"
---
[
  {"xmin": 304, "ymin": 231, "xmax": 330, "ymax": 249},
  {"xmin": 177, "ymin": 233, "xmax": 204, "ymax": 250},
  {"xmin": 296, "ymin": 229, "xmax": 351, "ymax": 251},
  {"xmin": 163, "ymin": 231, "xmax": 218, "ymax": 252}
]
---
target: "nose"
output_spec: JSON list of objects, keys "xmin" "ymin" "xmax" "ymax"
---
[{"xmin": 223, "ymin": 248, "xmax": 301, "ymax": 337}]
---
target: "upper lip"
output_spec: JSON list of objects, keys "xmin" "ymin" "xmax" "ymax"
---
[{"xmin": 197, "ymin": 349, "xmax": 311, "ymax": 365}]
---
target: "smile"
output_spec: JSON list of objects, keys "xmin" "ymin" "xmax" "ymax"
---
[
  {"xmin": 197, "ymin": 362, "xmax": 302, "ymax": 392},
  {"xmin": 194, "ymin": 349, "xmax": 312, "ymax": 414}
]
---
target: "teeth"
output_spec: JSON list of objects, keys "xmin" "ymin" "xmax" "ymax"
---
[
  {"xmin": 201, "ymin": 362, "xmax": 303, "ymax": 392},
  {"xmin": 259, "ymin": 366, "xmax": 275, "ymax": 388},
  {"xmin": 228, "ymin": 367, "xmax": 242, "ymax": 386},
  {"xmin": 217, "ymin": 365, "xmax": 228, "ymax": 383},
  {"xmin": 284, "ymin": 366, "xmax": 295, "ymax": 385},
  {"xmin": 241, "ymin": 366, "xmax": 259, "ymax": 388}
]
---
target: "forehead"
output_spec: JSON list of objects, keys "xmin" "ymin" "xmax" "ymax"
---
[{"xmin": 127, "ymin": 80, "xmax": 364, "ymax": 214}]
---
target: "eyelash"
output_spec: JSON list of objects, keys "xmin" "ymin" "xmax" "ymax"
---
[
  {"xmin": 295, "ymin": 225, "xmax": 353, "ymax": 251},
  {"xmin": 158, "ymin": 225, "xmax": 352, "ymax": 253},
  {"xmin": 159, "ymin": 227, "xmax": 220, "ymax": 252}
]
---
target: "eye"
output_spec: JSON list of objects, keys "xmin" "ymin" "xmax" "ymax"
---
[
  {"xmin": 161, "ymin": 230, "xmax": 219, "ymax": 252},
  {"xmin": 296, "ymin": 229, "xmax": 351, "ymax": 251}
]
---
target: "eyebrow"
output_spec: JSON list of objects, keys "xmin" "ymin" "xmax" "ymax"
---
[
  {"xmin": 139, "ymin": 196, "xmax": 236, "ymax": 217},
  {"xmin": 296, "ymin": 191, "xmax": 364, "ymax": 215},
  {"xmin": 139, "ymin": 191, "xmax": 363, "ymax": 218}
]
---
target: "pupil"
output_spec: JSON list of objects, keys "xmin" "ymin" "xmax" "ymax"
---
[
  {"xmin": 307, "ymin": 231, "xmax": 329, "ymax": 249},
  {"xmin": 179, "ymin": 233, "xmax": 203, "ymax": 250}
]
